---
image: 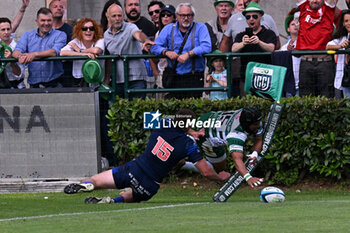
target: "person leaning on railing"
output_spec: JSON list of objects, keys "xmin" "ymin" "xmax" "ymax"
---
[
  {"xmin": 152, "ymin": 4, "xmax": 176, "ymax": 99},
  {"xmin": 60, "ymin": 18, "xmax": 104, "ymax": 88},
  {"xmin": 12, "ymin": 7, "xmax": 66, "ymax": 88},
  {"xmin": 0, "ymin": 0, "xmax": 29, "ymax": 89},
  {"xmin": 49, "ymin": 0, "xmax": 74, "ymax": 88},
  {"xmin": 326, "ymin": 9, "xmax": 350, "ymax": 98},
  {"xmin": 150, "ymin": 3, "xmax": 212, "ymax": 99},
  {"xmin": 103, "ymin": 3, "xmax": 154, "ymax": 99},
  {"xmin": 296, "ymin": 0, "xmax": 338, "ymax": 98},
  {"xmin": 0, "ymin": 18, "xmax": 25, "ymax": 89}
]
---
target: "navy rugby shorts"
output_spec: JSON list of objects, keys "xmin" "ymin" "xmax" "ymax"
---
[{"xmin": 112, "ymin": 160, "xmax": 160, "ymax": 202}]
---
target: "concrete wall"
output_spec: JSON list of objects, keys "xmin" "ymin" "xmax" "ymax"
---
[
  {"xmin": 1, "ymin": 0, "xmax": 45, "ymax": 41},
  {"xmin": 1, "ymin": 0, "xmax": 348, "ymax": 44},
  {"xmin": 0, "ymin": 91, "xmax": 101, "ymax": 178}
]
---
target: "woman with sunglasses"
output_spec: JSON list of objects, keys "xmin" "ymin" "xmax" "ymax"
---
[
  {"xmin": 60, "ymin": 17, "xmax": 104, "ymax": 87},
  {"xmin": 153, "ymin": 5, "xmax": 176, "ymax": 98},
  {"xmin": 156, "ymin": 5, "xmax": 176, "ymax": 37},
  {"xmin": 155, "ymin": 6, "xmax": 176, "ymax": 63},
  {"xmin": 326, "ymin": 10, "xmax": 350, "ymax": 98}
]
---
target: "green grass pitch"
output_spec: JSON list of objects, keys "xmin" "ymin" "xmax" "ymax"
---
[{"xmin": 1, "ymin": 184, "xmax": 350, "ymax": 233}]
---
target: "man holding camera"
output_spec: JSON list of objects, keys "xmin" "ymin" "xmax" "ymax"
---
[
  {"xmin": 218, "ymin": 0, "xmax": 279, "ymax": 97},
  {"xmin": 220, "ymin": 0, "xmax": 280, "ymax": 52},
  {"xmin": 231, "ymin": 2, "xmax": 277, "ymax": 82}
]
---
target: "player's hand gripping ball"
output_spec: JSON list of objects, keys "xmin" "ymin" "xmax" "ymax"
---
[{"xmin": 259, "ymin": 186, "xmax": 285, "ymax": 203}]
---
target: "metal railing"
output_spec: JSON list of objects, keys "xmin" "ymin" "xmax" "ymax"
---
[
  {"xmin": 119, "ymin": 49, "xmax": 350, "ymax": 99},
  {"xmin": 1, "ymin": 49, "xmax": 348, "ymax": 100}
]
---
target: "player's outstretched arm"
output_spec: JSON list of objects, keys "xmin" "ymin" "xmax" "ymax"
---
[
  {"xmin": 195, "ymin": 159, "xmax": 230, "ymax": 181},
  {"xmin": 232, "ymin": 151, "xmax": 263, "ymax": 188},
  {"xmin": 248, "ymin": 135, "xmax": 263, "ymax": 164}
]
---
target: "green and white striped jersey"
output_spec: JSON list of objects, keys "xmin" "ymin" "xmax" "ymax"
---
[{"xmin": 197, "ymin": 109, "xmax": 263, "ymax": 153}]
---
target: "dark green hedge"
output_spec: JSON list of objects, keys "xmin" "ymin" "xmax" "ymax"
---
[{"xmin": 107, "ymin": 96, "xmax": 350, "ymax": 185}]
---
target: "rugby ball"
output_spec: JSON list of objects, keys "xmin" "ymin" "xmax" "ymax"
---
[{"xmin": 259, "ymin": 186, "xmax": 285, "ymax": 203}]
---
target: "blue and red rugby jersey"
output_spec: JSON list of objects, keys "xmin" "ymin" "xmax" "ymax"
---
[{"xmin": 135, "ymin": 118, "xmax": 203, "ymax": 183}]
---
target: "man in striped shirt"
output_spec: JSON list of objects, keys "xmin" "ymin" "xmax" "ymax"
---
[{"xmin": 197, "ymin": 106, "xmax": 264, "ymax": 187}]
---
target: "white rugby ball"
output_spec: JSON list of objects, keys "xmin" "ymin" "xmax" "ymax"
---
[{"xmin": 259, "ymin": 186, "xmax": 285, "ymax": 203}]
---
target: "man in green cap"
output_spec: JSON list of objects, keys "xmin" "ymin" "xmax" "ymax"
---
[
  {"xmin": 218, "ymin": 0, "xmax": 279, "ymax": 97},
  {"xmin": 205, "ymin": 0, "xmax": 234, "ymax": 50},
  {"xmin": 280, "ymin": 9, "xmax": 300, "ymax": 97},
  {"xmin": 231, "ymin": 1, "xmax": 277, "ymax": 84},
  {"xmin": 220, "ymin": 0, "xmax": 280, "ymax": 52}
]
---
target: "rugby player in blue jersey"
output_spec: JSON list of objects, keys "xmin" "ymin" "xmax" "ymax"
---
[{"xmin": 64, "ymin": 109, "xmax": 230, "ymax": 203}]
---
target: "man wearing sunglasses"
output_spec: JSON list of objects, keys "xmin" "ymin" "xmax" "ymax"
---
[
  {"xmin": 220, "ymin": 0, "xmax": 280, "ymax": 52},
  {"xmin": 219, "ymin": 0, "xmax": 279, "ymax": 97},
  {"xmin": 231, "ymin": 2, "xmax": 277, "ymax": 84},
  {"xmin": 148, "ymin": 1, "xmax": 165, "ymax": 31}
]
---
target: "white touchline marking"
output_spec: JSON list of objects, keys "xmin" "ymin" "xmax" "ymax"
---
[
  {"xmin": 0, "ymin": 202, "xmax": 209, "ymax": 222},
  {"xmin": 1, "ymin": 199, "xmax": 350, "ymax": 222}
]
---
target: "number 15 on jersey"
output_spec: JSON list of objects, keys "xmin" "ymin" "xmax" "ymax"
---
[{"xmin": 151, "ymin": 136, "xmax": 174, "ymax": 161}]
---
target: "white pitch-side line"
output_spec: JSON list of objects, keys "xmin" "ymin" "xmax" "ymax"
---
[{"xmin": 0, "ymin": 202, "xmax": 209, "ymax": 223}]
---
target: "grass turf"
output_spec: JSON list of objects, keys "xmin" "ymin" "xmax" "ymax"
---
[{"xmin": 1, "ymin": 184, "xmax": 350, "ymax": 233}]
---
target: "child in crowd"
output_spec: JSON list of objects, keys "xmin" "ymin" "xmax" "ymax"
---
[{"xmin": 205, "ymin": 50, "xmax": 228, "ymax": 100}]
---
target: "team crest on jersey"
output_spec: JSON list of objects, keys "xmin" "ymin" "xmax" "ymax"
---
[
  {"xmin": 251, "ymin": 67, "xmax": 273, "ymax": 92},
  {"xmin": 143, "ymin": 110, "xmax": 162, "ymax": 129}
]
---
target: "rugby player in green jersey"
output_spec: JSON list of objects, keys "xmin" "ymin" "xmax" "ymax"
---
[{"xmin": 196, "ymin": 106, "xmax": 264, "ymax": 188}]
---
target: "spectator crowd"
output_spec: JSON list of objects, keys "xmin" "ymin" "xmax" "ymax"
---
[{"xmin": 1, "ymin": 0, "xmax": 350, "ymax": 99}]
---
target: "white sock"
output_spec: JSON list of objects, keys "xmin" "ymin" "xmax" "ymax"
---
[
  {"xmin": 181, "ymin": 161, "xmax": 214, "ymax": 173},
  {"xmin": 181, "ymin": 161, "xmax": 199, "ymax": 172}
]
